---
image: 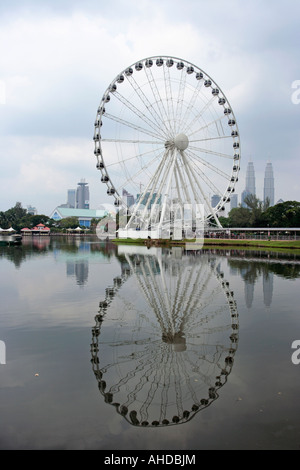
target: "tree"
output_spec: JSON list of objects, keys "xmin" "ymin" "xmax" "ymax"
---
[
  {"xmin": 57, "ymin": 217, "xmax": 79, "ymax": 229},
  {"xmin": 1, "ymin": 202, "xmax": 28, "ymax": 230},
  {"xmin": 243, "ymin": 194, "xmax": 267, "ymax": 227},
  {"xmin": 227, "ymin": 206, "xmax": 251, "ymax": 227},
  {"xmin": 263, "ymin": 201, "xmax": 300, "ymax": 227}
]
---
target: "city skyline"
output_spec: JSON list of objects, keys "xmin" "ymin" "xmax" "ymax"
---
[{"xmin": 0, "ymin": 1, "xmax": 299, "ymax": 215}]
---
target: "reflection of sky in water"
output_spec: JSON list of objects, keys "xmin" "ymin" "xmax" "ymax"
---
[{"xmin": 0, "ymin": 239, "xmax": 300, "ymax": 449}]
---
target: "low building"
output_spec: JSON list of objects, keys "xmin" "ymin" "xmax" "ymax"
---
[
  {"xmin": 21, "ymin": 223, "xmax": 50, "ymax": 236},
  {"xmin": 50, "ymin": 207, "xmax": 108, "ymax": 228}
]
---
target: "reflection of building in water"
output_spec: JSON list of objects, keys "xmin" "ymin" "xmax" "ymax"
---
[
  {"xmin": 244, "ymin": 280, "xmax": 255, "ymax": 309},
  {"xmin": 234, "ymin": 261, "xmax": 273, "ymax": 309},
  {"xmin": 66, "ymin": 260, "xmax": 89, "ymax": 286},
  {"xmin": 91, "ymin": 246, "xmax": 239, "ymax": 427},
  {"xmin": 263, "ymin": 271, "xmax": 273, "ymax": 308},
  {"xmin": 239, "ymin": 266, "xmax": 255, "ymax": 308}
]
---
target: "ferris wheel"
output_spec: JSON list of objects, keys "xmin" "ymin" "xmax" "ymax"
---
[
  {"xmin": 94, "ymin": 56, "xmax": 240, "ymax": 231},
  {"xmin": 91, "ymin": 247, "xmax": 239, "ymax": 427}
]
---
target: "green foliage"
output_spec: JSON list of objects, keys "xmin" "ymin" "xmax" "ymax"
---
[
  {"xmin": 263, "ymin": 201, "xmax": 300, "ymax": 227},
  {"xmin": 222, "ymin": 199, "xmax": 300, "ymax": 228},
  {"xmin": 56, "ymin": 216, "xmax": 79, "ymax": 229},
  {"xmin": 227, "ymin": 206, "xmax": 252, "ymax": 227},
  {"xmin": 0, "ymin": 203, "xmax": 56, "ymax": 231}
]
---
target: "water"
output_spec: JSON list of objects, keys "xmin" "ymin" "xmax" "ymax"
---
[{"xmin": 0, "ymin": 236, "xmax": 300, "ymax": 450}]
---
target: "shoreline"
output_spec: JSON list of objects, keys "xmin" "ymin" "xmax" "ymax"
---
[{"xmin": 111, "ymin": 237, "xmax": 300, "ymax": 252}]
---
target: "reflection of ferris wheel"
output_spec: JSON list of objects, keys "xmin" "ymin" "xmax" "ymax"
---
[
  {"xmin": 94, "ymin": 56, "xmax": 240, "ymax": 230},
  {"xmin": 91, "ymin": 247, "xmax": 239, "ymax": 427}
]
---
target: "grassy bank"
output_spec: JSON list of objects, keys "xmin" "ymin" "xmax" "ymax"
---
[{"xmin": 113, "ymin": 237, "xmax": 300, "ymax": 251}]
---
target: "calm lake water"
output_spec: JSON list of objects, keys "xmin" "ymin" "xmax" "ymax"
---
[{"xmin": 0, "ymin": 236, "xmax": 300, "ymax": 450}]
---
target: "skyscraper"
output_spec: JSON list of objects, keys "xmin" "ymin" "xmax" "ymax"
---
[
  {"xmin": 264, "ymin": 161, "xmax": 274, "ymax": 207},
  {"xmin": 67, "ymin": 189, "xmax": 76, "ymax": 208},
  {"xmin": 241, "ymin": 161, "xmax": 256, "ymax": 207},
  {"xmin": 76, "ymin": 179, "xmax": 90, "ymax": 209},
  {"xmin": 211, "ymin": 194, "xmax": 221, "ymax": 207},
  {"xmin": 230, "ymin": 194, "xmax": 238, "ymax": 210}
]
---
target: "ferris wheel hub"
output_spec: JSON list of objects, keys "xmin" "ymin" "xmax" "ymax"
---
[{"xmin": 174, "ymin": 133, "xmax": 189, "ymax": 151}]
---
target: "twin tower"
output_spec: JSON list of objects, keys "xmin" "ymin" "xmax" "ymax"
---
[{"xmin": 241, "ymin": 161, "xmax": 275, "ymax": 207}]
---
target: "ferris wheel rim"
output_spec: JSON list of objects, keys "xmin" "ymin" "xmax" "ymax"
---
[{"xmin": 94, "ymin": 55, "xmax": 241, "ymax": 225}]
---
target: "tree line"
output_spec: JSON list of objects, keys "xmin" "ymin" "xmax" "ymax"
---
[
  {"xmin": 1, "ymin": 198, "xmax": 300, "ymax": 232},
  {"xmin": 219, "ymin": 196, "xmax": 300, "ymax": 228},
  {"xmin": 0, "ymin": 202, "xmax": 99, "ymax": 232}
]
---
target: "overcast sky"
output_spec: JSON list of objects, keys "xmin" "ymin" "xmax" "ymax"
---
[{"xmin": 0, "ymin": 0, "xmax": 299, "ymax": 215}]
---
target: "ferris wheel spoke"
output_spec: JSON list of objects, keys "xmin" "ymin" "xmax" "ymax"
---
[
  {"xmin": 181, "ymin": 151, "xmax": 203, "ymax": 204},
  {"xmin": 128, "ymin": 254, "xmax": 169, "ymax": 327},
  {"xmin": 147, "ymin": 149, "xmax": 178, "ymax": 225},
  {"xmin": 113, "ymin": 90, "xmax": 167, "ymax": 138},
  {"xmin": 144, "ymin": 66, "xmax": 172, "ymax": 138},
  {"xmin": 182, "ymin": 95, "xmax": 216, "ymax": 135},
  {"xmin": 172, "ymin": 263, "xmax": 199, "ymax": 322},
  {"xmin": 104, "ymin": 112, "xmax": 166, "ymax": 141},
  {"xmin": 139, "ymin": 156, "xmax": 169, "ymax": 224},
  {"xmin": 105, "ymin": 146, "xmax": 160, "ymax": 168},
  {"xmin": 187, "ymin": 152, "xmax": 229, "ymax": 188},
  {"xmin": 126, "ymin": 149, "xmax": 171, "ymax": 227},
  {"xmin": 114, "ymin": 151, "xmax": 163, "ymax": 195},
  {"xmin": 163, "ymin": 64, "xmax": 176, "ymax": 136},
  {"xmin": 181, "ymin": 151, "xmax": 220, "ymax": 223},
  {"xmin": 102, "ymin": 138, "xmax": 162, "ymax": 145},
  {"xmin": 174, "ymin": 69, "xmax": 187, "ymax": 135},
  {"xmin": 178, "ymin": 265, "xmax": 210, "ymax": 323},
  {"xmin": 178, "ymin": 79, "xmax": 204, "ymax": 133},
  {"xmin": 175, "ymin": 160, "xmax": 193, "ymax": 205},
  {"xmin": 188, "ymin": 145, "xmax": 234, "ymax": 160},
  {"xmin": 188, "ymin": 149, "xmax": 232, "ymax": 179},
  {"xmin": 124, "ymin": 74, "xmax": 170, "ymax": 140},
  {"xmin": 188, "ymin": 115, "xmax": 228, "ymax": 138},
  {"xmin": 173, "ymin": 164, "xmax": 185, "ymax": 207},
  {"xmin": 189, "ymin": 135, "xmax": 231, "ymax": 144},
  {"xmin": 189, "ymin": 160, "xmax": 223, "ymax": 198}
]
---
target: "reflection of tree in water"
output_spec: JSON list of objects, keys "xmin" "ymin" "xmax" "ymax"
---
[
  {"xmin": 91, "ymin": 247, "xmax": 239, "ymax": 427},
  {"xmin": 228, "ymin": 256, "xmax": 300, "ymax": 281},
  {"xmin": 0, "ymin": 236, "xmax": 117, "ymax": 268},
  {"xmin": 228, "ymin": 256, "xmax": 300, "ymax": 308}
]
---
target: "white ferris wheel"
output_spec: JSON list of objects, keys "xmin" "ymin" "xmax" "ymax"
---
[{"xmin": 94, "ymin": 56, "xmax": 240, "ymax": 234}]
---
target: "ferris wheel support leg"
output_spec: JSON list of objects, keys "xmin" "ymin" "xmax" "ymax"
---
[{"xmin": 157, "ymin": 150, "xmax": 177, "ymax": 233}]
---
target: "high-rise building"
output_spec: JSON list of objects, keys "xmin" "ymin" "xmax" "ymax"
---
[
  {"xmin": 264, "ymin": 161, "xmax": 274, "ymax": 207},
  {"xmin": 67, "ymin": 189, "xmax": 76, "ymax": 208},
  {"xmin": 27, "ymin": 205, "xmax": 37, "ymax": 215},
  {"xmin": 211, "ymin": 194, "xmax": 221, "ymax": 207},
  {"xmin": 241, "ymin": 161, "xmax": 256, "ymax": 207},
  {"xmin": 230, "ymin": 194, "xmax": 238, "ymax": 210},
  {"xmin": 122, "ymin": 189, "xmax": 135, "ymax": 208},
  {"xmin": 76, "ymin": 179, "xmax": 90, "ymax": 209}
]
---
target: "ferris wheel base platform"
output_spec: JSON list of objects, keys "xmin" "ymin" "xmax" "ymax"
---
[{"xmin": 118, "ymin": 229, "xmax": 163, "ymax": 240}]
